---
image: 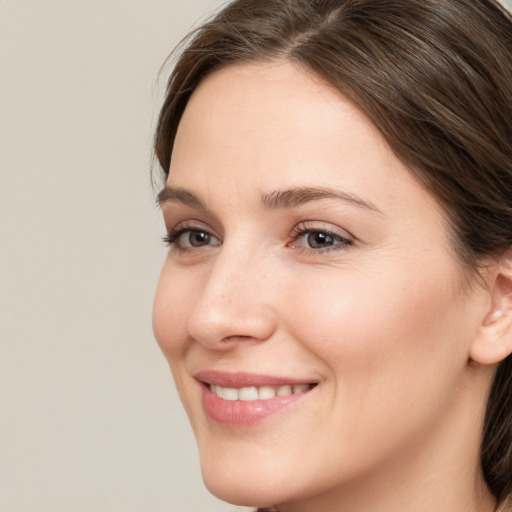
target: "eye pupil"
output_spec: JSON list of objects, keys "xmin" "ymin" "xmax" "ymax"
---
[{"xmin": 308, "ymin": 231, "xmax": 334, "ymax": 248}]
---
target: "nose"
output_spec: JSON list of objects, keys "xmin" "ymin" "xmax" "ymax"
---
[{"xmin": 186, "ymin": 244, "xmax": 277, "ymax": 349}]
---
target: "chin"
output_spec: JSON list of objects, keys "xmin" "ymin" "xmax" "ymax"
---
[
  {"xmin": 201, "ymin": 466, "xmax": 281, "ymax": 508},
  {"xmin": 198, "ymin": 444, "xmax": 300, "ymax": 508}
]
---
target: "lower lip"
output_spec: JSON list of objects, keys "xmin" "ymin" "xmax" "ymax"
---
[{"xmin": 202, "ymin": 385, "xmax": 310, "ymax": 425}]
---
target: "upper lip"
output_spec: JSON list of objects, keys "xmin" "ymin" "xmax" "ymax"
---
[{"xmin": 195, "ymin": 370, "xmax": 317, "ymax": 388}]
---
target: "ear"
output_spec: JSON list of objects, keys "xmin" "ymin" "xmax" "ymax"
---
[{"xmin": 470, "ymin": 251, "xmax": 512, "ymax": 365}]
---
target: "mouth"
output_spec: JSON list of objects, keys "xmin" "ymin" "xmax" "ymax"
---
[
  {"xmin": 208, "ymin": 383, "xmax": 314, "ymax": 401},
  {"xmin": 195, "ymin": 371, "xmax": 318, "ymax": 425}
]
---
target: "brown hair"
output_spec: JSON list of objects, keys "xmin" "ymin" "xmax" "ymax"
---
[{"xmin": 154, "ymin": 0, "xmax": 512, "ymax": 501}]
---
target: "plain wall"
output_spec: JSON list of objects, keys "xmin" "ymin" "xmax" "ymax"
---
[
  {"xmin": 1, "ymin": 1, "xmax": 511, "ymax": 511},
  {"xmin": 0, "ymin": 1, "xmax": 250, "ymax": 511}
]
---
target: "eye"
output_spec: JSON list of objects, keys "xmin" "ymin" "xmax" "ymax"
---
[
  {"xmin": 179, "ymin": 230, "xmax": 216, "ymax": 248},
  {"xmin": 301, "ymin": 231, "xmax": 339, "ymax": 249},
  {"xmin": 289, "ymin": 224, "xmax": 352, "ymax": 252},
  {"xmin": 163, "ymin": 227, "xmax": 220, "ymax": 250}
]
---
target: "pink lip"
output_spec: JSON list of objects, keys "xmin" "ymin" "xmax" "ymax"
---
[
  {"xmin": 195, "ymin": 370, "xmax": 316, "ymax": 426},
  {"xmin": 195, "ymin": 370, "xmax": 314, "ymax": 387}
]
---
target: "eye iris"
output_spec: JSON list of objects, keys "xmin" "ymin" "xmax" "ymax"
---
[
  {"xmin": 189, "ymin": 231, "xmax": 210, "ymax": 247},
  {"xmin": 308, "ymin": 231, "xmax": 334, "ymax": 248}
]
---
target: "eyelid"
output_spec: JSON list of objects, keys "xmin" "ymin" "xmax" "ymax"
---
[
  {"xmin": 290, "ymin": 221, "xmax": 353, "ymax": 240},
  {"xmin": 288, "ymin": 221, "xmax": 354, "ymax": 253},
  {"xmin": 163, "ymin": 221, "xmax": 221, "ymax": 249},
  {"xmin": 166, "ymin": 219, "xmax": 216, "ymax": 236}
]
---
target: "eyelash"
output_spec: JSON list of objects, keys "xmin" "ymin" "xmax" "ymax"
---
[
  {"xmin": 162, "ymin": 224, "xmax": 215, "ymax": 250},
  {"xmin": 288, "ymin": 222, "xmax": 353, "ymax": 254},
  {"xmin": 163, "ymin": 222, "xmax": 353, "ymax": 254}
]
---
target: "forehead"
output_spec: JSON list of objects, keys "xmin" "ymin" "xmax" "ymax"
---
[
  {"xmin": 171, "ymin": 61, "xmax": 395, "ymax": 190},
  {"xmin": 180, "ymin": 61, "xmax": 355, "ymax": 139},
  {"xmin": 170, "ymin": 62, "xmax": 437, "ymax": 216}
]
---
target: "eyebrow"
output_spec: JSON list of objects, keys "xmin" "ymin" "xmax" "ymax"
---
[
  {"xmin": 261, "ymin": 186, "xmax": 381, "ymax": 213},
  {"xmin": 157, "ymin": 187, "xmax": 207, "ymax": 209},
  {"xmin": 157, "ymin": 185, "xmax": 381, "ymax": 214}
]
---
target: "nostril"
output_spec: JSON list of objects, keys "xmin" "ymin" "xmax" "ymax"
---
[{"xmin": 221, "ymin": 334, "xmax": 257, "ymax": 342}]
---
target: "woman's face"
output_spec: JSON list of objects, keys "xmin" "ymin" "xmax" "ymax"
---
[{"xmin": 153, "ymin": 62, "xmax": 489, "ymax": 509}]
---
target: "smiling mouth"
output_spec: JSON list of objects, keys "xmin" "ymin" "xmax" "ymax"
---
[
  {"xmin": 195, "ymin": 370, "xmax": 318, "ymax": 424},
  {"xmin": 208, "ymin": 383, "xmax": 315, "ymax": 401}
]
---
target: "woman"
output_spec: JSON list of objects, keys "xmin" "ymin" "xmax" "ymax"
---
[{"xmin": 152, "ymin": 0, "xmax": 512, "ymax": 510}]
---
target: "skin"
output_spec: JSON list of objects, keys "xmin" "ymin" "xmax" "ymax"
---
[{"xmin": 153, "ymin": 61, "xmax": 502, "ymax": 512}]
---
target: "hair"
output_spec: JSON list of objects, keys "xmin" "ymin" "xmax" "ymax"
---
[{"xmin": 153, "ymin": 0, "xmax": 512, "ymax": 502}]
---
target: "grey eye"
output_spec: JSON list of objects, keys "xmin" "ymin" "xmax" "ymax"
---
[
  {"xmin": 178, "ymin": 229, "xmax": 220, "ymax": 248},
  {"xmin": 305, "ymin": 231, "xmax": 337, "ymax": 248},
  {"xmin": 185, "ymin": 230, "xmax": 212, "ymax": 247},
  {"xmin": 296, "ymin": 230, "xmax": 347, "ymax": 249}
]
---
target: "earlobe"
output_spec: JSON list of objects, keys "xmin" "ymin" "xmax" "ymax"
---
[{"xmin": 470, "ymin": 253, "xmax": 512, "ymax": 365}]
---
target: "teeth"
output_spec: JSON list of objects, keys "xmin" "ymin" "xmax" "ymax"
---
[
  {"xmin": 222, "ymin": 387, "xmax": 238, "ymax": 401},
  {"xmin": 277, "ymin": 385, "xmax": 292, "ymax": 396},
  {"xmin": 258, "ymin": 386, "xmax": 276, "ymax": 399},
  {"xmin": 293, "ymin": 384, "xmax": 310, "ymax": 394},
  {"xmin": 209, "ymin": 383, "xmax": 313, "ymax": 401},
  {"xmin": 239, "ymin": 386, "xmax": 258, "ymax": 401}
]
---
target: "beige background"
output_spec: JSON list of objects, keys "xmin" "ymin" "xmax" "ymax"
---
[
  {"xmin": 0, "ymin": 1, "xmax": 250, "ymax": 511},
  {"xmin": 1, "ymin": 1, "xmax": 511, "ymax": 511}
]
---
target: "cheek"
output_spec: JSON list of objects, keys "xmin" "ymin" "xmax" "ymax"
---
[
  {"xmin": 152, "ymin": 263, "xmax": 195, "ymax": 362},
  {"xmin": 153, "ymin": 264, "xmax": 205, "ymax": 422},
  {"xmin": 283, "ymin": 265, "xmax": 470, "ymax": 415}
]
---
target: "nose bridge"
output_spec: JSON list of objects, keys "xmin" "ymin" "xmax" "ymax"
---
[{"xmin": 186, "ymin": 240, "xmax": 276, "ymax": 347}]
